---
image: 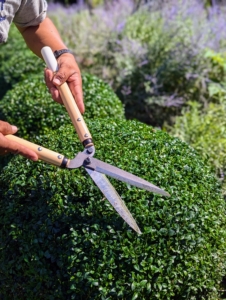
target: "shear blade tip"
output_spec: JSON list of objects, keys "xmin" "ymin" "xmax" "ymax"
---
[
  {"xmin": 158, "ymin": 189, "xmax": 170, "ymax": 197},
  {"xmin": 133, "ymin": 226, "xmax": 142, "ymax": 234}
]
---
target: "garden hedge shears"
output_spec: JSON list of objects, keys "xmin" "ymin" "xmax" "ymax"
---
[{"xmin": 6, "ymin": 47, "xmax": 170, "ymax": 234}]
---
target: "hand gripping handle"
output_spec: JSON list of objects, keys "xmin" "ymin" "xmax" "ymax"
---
[{"xmin": 41, "ymin": 46, "xmax": 93, "ymax": 148}]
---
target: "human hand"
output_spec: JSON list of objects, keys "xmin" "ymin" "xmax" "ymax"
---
[
  {"xmin": 44, "ymin": 53, "xmax": 85, "ymax": 114},
  {"xmin": 0, "ymin": 121, "xmax": 38, "ymax": 161}
]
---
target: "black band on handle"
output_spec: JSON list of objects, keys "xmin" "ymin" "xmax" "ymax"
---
[
  {"xmin": 60, "ymin": 157, "xmax": 68, "ymax": 168},
  {"xmin": 83, "ymin": 138, "xmax": 93, "ymax": 148}
]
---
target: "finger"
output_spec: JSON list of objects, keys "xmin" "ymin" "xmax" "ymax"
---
[
  {"xmin": 52, "ymin": 69, "xmax": 67, "ymax": 86},
  {"xmin": 44, "ymin": 68, "xmax": 54, "ymax": 89},
  {"xmin": 0, "ymin": 134, "xmax": 39, "ymax": 161},
  {"xmin": 50, "ymin": 87, "xmax": 63, "ymax": 105},
  {"xmin": 46, "ymin": 55, "xmax": 85, "ymax": 112},
  {"xmin": 53, "ymin": 71, "xmax": 84, "ymax": 112},
  {"xmin": 0, "ymin": 121, "xmax": 18, "ymax": 135},
  {"xmin": 44, "ymin": 68, "xmax": 63, "ymax": 104}
]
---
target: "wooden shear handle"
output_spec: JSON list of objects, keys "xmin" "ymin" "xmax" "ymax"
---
[
  {"xmin": 41, "ymin": 46, "xmax": 93, "ymax": 148},
  {"xmin": 5, "ymin": 134, "xmax": 68, "ymax": 167}
]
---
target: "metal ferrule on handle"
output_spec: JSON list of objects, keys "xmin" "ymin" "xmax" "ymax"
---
[{"xmin": 41, "ymin": 46, "xmax": 93, "ymax": 148}]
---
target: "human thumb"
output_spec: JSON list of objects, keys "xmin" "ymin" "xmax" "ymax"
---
[
  {"xmin": 10, "ymin": 125, "xmax": 18, "ymax": 134},
  {"xmin": 53, "ymin": 76, "xmax": 62, "ymax": 86},
  {"xmin": 52, "ymin": 68, "xmax": 67, "ymax": 87},
  {"xmin": 0, "ymin": 121, "xmax": 18, "ymax": 135}
]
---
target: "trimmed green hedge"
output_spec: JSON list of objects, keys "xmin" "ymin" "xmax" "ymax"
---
[
  {"xmin": 0, "ymin": 119, "xmax": 225, "ymax": 299},
  {"xmin": 0, "ymin": 24, "xmax": 44, "ymax": 87},
  {"xmin": 0, "ymin": 73, "xmax": 124, "ymax": 138}
]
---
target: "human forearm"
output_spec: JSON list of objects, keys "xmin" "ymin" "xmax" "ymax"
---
[
  {"xmin": 17, "ymin": 16, "xmax": 84, "ymax": 113},
  {"xmin": 16, "ymin": 17, "xmax": 67, "ymax": 58}
]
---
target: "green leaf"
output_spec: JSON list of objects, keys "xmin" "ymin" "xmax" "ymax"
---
[{"xmin": 132, "ymin": 292, "xmax": 138, "ymax": 300}]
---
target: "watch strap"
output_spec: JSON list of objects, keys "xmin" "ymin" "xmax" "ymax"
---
[{"xmin": 53, "ymin": 49, "xmax": 73, "ymax": 59}]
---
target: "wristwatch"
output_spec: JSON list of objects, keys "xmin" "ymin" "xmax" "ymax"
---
[{"xmin": 53, "ymin": 49, "xmax": 73, "ymax": 59}]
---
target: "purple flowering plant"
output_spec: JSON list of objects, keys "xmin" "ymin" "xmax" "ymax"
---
[{"xmin": 48, "ymin": 0, "xmax": 226, "ymax": 126}]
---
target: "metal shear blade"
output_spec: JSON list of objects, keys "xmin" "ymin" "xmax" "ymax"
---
[
  {"xmin": 68, "ymin": 151, "xmax": 170, "ymax": 197},
  {"xmin": 86, "ymin": 168, "xmax": 142, "ymax": 234},
  {"xmin": 67, "ymin": 149, "xmax": 143, "ymax": 233},
  {"xmin": 65, "ymin": 149, "xmax": 170, "ymax": 234}
]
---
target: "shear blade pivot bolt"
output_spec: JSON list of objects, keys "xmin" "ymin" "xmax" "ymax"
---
[{"xmin": 85, "ymin": 157, "xmax": 91, "ymax": 164}]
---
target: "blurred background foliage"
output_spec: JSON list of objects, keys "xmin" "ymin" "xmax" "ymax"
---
[{"xmin": 47, "ymin": 0, "xmax": 225, "ymax": 8}]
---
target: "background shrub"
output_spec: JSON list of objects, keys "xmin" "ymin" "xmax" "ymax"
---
[
  {"xmin": 47, "ymin": 0, "xmax": 226, "ymax": 126},
  {"xmin": 0, "ymin": 73, "xmax": 124, "ymax": 138},
  {"xmin": 0, "ymin": 119, "xmax": 225, "ymax": 299},
  {"xmin": 167, "ymin": 50, "xmax": 226, "ymax": 192},
  {"xmin": 115, "ymin": 2, "xmax": 226, "ymax": 126},
  {"xmin": 168, "ymin": 100, "xmax": 226, "ymax": 195}
]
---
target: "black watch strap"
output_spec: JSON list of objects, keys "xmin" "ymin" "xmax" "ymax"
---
[{"xmin": 53, "ymin": 49, "xmax": 73, "ymax": 59}]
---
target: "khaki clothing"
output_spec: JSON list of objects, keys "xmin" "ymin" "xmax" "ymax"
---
[{"xmin": 0, "ymin": 0, "xmax": 47, "ymax": 43}]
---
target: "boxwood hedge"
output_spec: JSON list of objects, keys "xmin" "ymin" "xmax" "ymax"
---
[
  {"xmin": 0, "ymin": 73, "xmax": 124, "ymax": 138},
  {"xmin": 0, "ymin": 24, "xmax": 44, "ymax": 88},
  {"xmin": 0, "ymin": 119, "xmax": 225, "ymax": 299}
]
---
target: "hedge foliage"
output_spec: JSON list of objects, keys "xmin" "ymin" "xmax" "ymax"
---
[
  {"xmin": 168, "ymin": 100, "xmax": 226, "ymax": 194},
  {"xmin": 0, "ymin": 119, "xmax": 225, "ymax": 299},
  {"xmin": 0, "ymin": 73, "xmax": 124, "ymax": 138},
  {"xmin": 0, "ymin": 24, "xmax": 44, "ymax": 88}
]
